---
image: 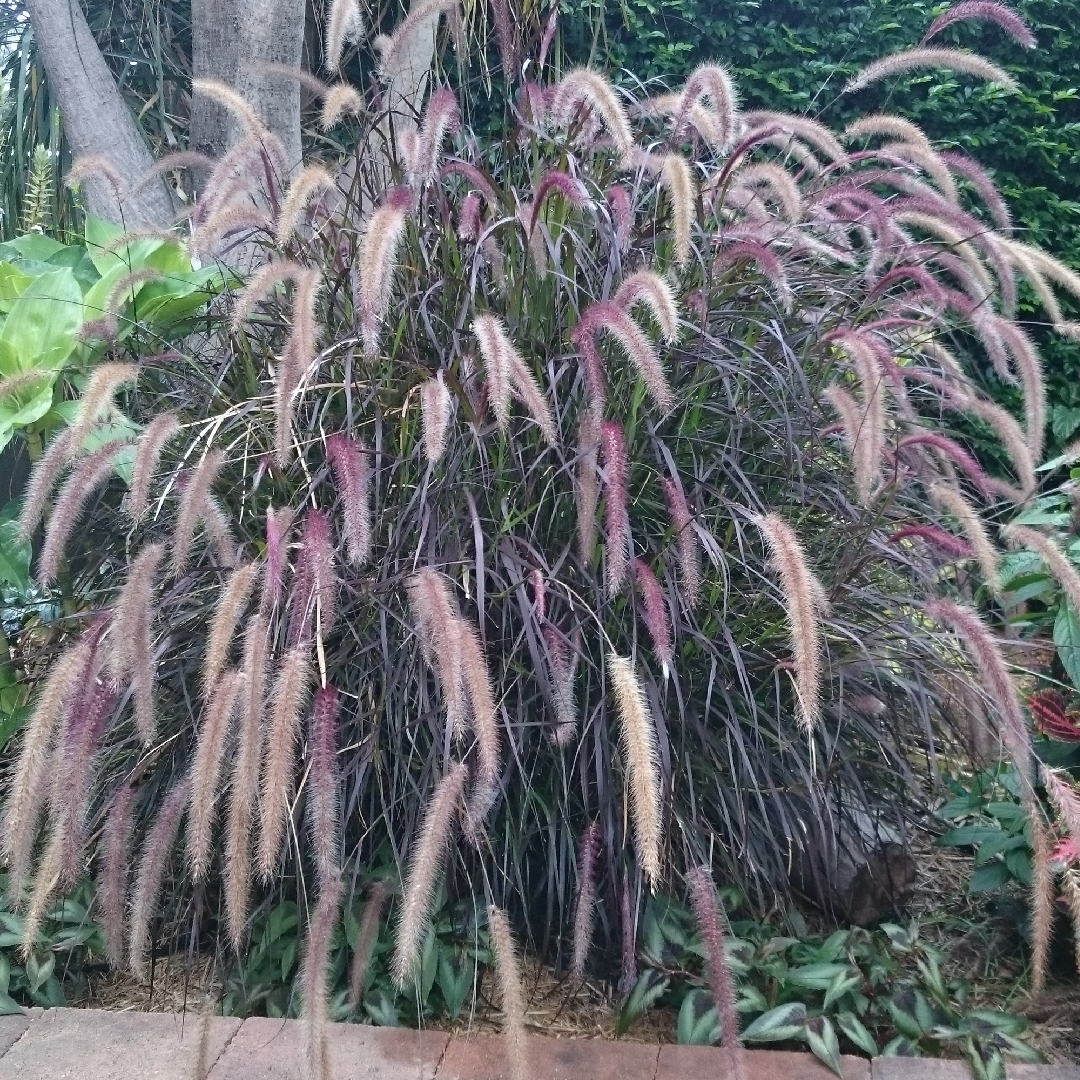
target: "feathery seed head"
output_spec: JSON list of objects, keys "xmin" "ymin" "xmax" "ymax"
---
[
  {"xmin": 676, "ymin": 64, "xmax": 738, "ymax": 153},
  {"xmin": 325, "ymin": 0, "xmax": 364, "ymax": 72},
  {"xmin": 458, "ymin": 191, "xmax": 482, "ymax": 240},
  {"xmin": 930, "ymin": 483, "xmax": 1000, "ymax": 592},
  {"xmin": 600, "ymin": 422, "xmax": 631, "ymax": 596},
  {"xmin": 262, "ymin": 505, "xmax": 294, "ymax": 613},
  {"xmin": 326, "ymin": 434, "xmax": 373, "ymax": 565},
  {"xmin": 407, "ymin": 568, "xmax": 467, "ymax": 737},
  {"xmin": 578, "ymin": 300, "xmax": 673, "ymax": 413},
  {"xmin": 171, "ymin": 448, "xmax": 226, "ymax": 578},
  {"xmin": 127, "ymin": 413, "xmax": 180, "ymax": 525},
  {"xmin": 608, "ymin": 654, "xmax": 663, "ymax": 890},
  {"xmin": 349, "ymin": 882, "xmax": 390, "ymax": 1008},
  {"xmin": 488, "ymin": 906, "xmax": 529, "ymax": 1080},
  {"xmin": 607, "ymin": 184, "xmax": 633, "ymax": 252},
  {"xmin": 923, "ymin": 2, "xmax": 1035, "ymax": 48},
  {"xmin": 542, "ymin": 624, "xmax": 578, "ymax": 746},
  {"xmin": 358, "ymin": 196, "xmax": 409, "ymax": 356},
  {"xmin": 527, "ymin": 171, "xmax": 591, "ymax": 235},
  {"xmin": 276, "ymin": 167, "xmax": 335, "ymax": 246},
  {"xmin": 320, "ymin": 83, "xmax": 365, "ymax": 129},
  {"xmin": 549, "ymin": 69, "xmax": 636, "ymax": 163},
  {"xmin": 99, "ymin": 784, "xmax": 137, "ymax": 969},
  {"xmin": 288, "ymin": 509, "xmax": 338, "ymax": 645},
  {"xmin": 202, "ymin": 562, "xmax": 261, "ymax": 699},
  {"xmin": 844, "ymin": 47, "xmax": 1020, "ymax": 94},
  {"xmin": 661, "ymin": 475, "xmax": 702, "ymax": 608},
  {"xmin": 308, "ymin": 686, "xmax": 342, "ymax": 894},
  {"xmin": 570, "ymin": 822, "xmax": 601, "ymax": 980},
  {"xmin": 459, "ymin": 621, "xmax": 501, "ymax": 841},
  {"xmin": 300, "ymin": 877, "xmax": 343, "ymax": 1080},
  {"xmin": 658, "ymin": 154, "xmax": 695, "ymax": 268},
  {"xmin": 192, "ymin": 78, "xmax": 265, "ymax": 133},
  {"xmin": 614, "ymin": 271, "xmax": 679, "ymax": 342},
  {"xmin": 634, "ymin": 559, "xmax": 674, "ymax": 679},
  {"xmin": 888, "ymin": 524, "xmax": 973, "ymax": 558},
  {"xmin": 420, "ymin": 373, "xmax": 454, "ymax": 462}
]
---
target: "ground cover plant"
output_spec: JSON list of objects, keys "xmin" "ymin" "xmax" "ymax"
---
[{"xmin": 5, "ymin": 2, "xmax": 1080, "ymax": 1078}]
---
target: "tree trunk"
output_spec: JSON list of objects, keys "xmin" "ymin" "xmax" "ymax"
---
[
  {"xmin": 190, "ymin": 0, "xmax": 306, "ymax": 178},
  {"xmin": 22, "ymin": 0, "xmax": 175, "ymax": 226}
]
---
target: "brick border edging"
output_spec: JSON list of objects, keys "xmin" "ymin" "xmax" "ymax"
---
[{"xmin": 0, "ymin": 1009, "xmax": 1075, "ymax": 1079}]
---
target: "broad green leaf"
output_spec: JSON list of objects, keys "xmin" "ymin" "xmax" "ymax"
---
[
  {"xmin": 938, "ymin": 825, "xmax": 1002, "ymax": 848},
  {"xmin": 0, "ymin": 953, "xmax": 7, "ymax": 995},
  {"xmin": 0, "ymin": 517, "xmax": 31, "ymax": 593},
  {"xmin": 363, "ymin": 989, "xmax": 399, "ymax": 1027},
  {"xmin": 1005, "ymin": 847, "xmax": 1032, "ymax": 885},
  {"xmin": 836, "ymin": 1011, "xmax": 878, "ymax": 1057},
  {"xmin": 1055, "ymin": 601, "xmax": 1080, "ymax": 690},
  {"xmin": 677, "ymin": 989, "xmax": 720, "ymax": 1045},
  {"xmin": 25, "ymin": 951, "xmax": 53, "ymax": 994},
  {"xmin": 823, "ymin": 969, "xmax": 863, "ymax": 1008},
  {"xmin": 81, "ymin": 413, "xmax": 141, "ymax": 485},
  {"xmin": 616, "ymin": 971, "xmax": 669, "ymax": 1036},
  {"xmin": 437, "ymin": 954, "xmax": 472, "ymax": 1020},
  {"xmin": 84, "ymin": 216, "xmax": 165, "ymax": 278},
  {"xmin": 0, "ymin": 269, "xmax": 83, "ymax": 376},
  {"xmin": 0, "ymin": 992, "xmax": 22, "ymax": 1016},
  {"xmin": 806, "ymin": 1016, "xmax": 843, "ymax": 1076},
  {"xmin": 785, "ymin": 962, "xmax": 853, "ymax": 990},
  {"xmin": 0, "ymin": 263, "xmax": 32, "ymax": 312},
  {"xmin": 280, "ymin": 937, "xmax": 297, "ymax": 982},
  {"xmin": 742, "ymin": 1002, "xmax": 807, "ymax": 1042},
  {"xmin": 968, "ymin": 862, "xmax": 1012, "ymax": 893},
  {"xmin": 0, "ymin": 234, "xmax": 65, "ymax": 261}
]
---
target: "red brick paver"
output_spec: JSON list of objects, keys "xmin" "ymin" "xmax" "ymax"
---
[
  {"xmin": 657, "ymin": 1044, "xmax": 872, "ymax": 1080},
  {"xmin": 207, "ymin": 1015, "xmax": 448, "ymax": 1079},
  {"xmin": 0, "ymin": 1008, "xmax": 240, "ymax": 1080},
  {"xmin": 438, "ymin": 1032, "xmax": 659, "ymax": 1080}
]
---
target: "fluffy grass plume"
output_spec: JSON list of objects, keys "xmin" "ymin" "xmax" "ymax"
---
[
  {"xmin": 930, "ymin": 483, "xmax": 1000, "ymax": 593},
  {"xmin": 320, "ymin": 83, "xmax": 365, "ymax": 129},
  {"xmin": 922, "ymin": 2, "xmax": 1036, "ymax": 49},
  {"xmin": 661, "ymin": 474, "xmax": 702, "ymax": 607},
  {"xmin": 127, "ymin": 413, "xmax": 180, "ymax": 525},
  {"xmin": 542, "ymin": 624, "xmax": 578, "ymax": 746},
  {"xmin": 326, "ymin": 434, "xmax": 373, "ymax": 565},
  {"xmin": 187, "ymin": 669, "xmax": 244, "ymax": 881},
  {"xmin": 392, "ymin": 761, "xmax": 468, "ymax": 988},
  {"xmin": 202, "ymin": 562, "xmax": 261, "ymax": 699},
  {"xmin": 924, "ymin": 599, "xmax": 1035, "ymax": 806},
  {"xmin": 171, "ymin": 448, "xmax": 227, "ymax": 578},
  {"xmin": 549, "ymin": 69, "xmax": 635, "ymax": 164},
  {"xmin": 601, "ymin": 422, "xmax": 631, "ymax": 596},
  {"xmin": 676, "ymin": 63, "xmax": 738, "ymax": 153},
  {"xmin": 576, "ymin": 415, "xmax": 601, "ymax": 562},
  {"xmin": 37, "ymin": 441, "xmax": 125, "ymax": 585},
  {"xmin": 129, "ymin": 776, "xmax": 190, "ymax": 978},
  {"xmin": 659, "ymin": 154, "xmax": 695, "ymax": 267},
  {"xmin": 608, "ymin": 654, "xmax": 662, "ymax": 890},
  {"xmin": 349, "ymin": 881, "xmax": 390, "ymax": 1008},
  {"xmin": 19, "ymin": 828, "xmax": 62, "ymax": 959},
  {"xmin": 224, "ymin": 613, "xmax": 269, "ymax": 949},
  {"xmin": 68, "ymin": 362, "xmax": 138, "ymax": 445},
  {"xmin": 357, "ymin": 188, "xmax": 412, "ymax": 356},
  {"xmin": 686, "ymin": 865, "xmax": 746, "ymax": 1080},
  {"xmin": 300, "ymin": 877, "xmax": 343, "ymax": 1080},
  {"xmin": 229, "ymin": 260, "xmax": 307, "ymax": 331},
  {"xmin": 99, "ymin": 784, "xmax": 136, "ymax": 968},
  {"xmin": 261, "ymin": 505, "xmax": 294, "ymax": 613},
  {"xmin": 257, "ymin": 645, "xmax": 312, "ymax": 881},
  {"xmin": 614, "ymin": 271, "xmax": 680, "ymax": 342},
  {"xmin": 844, "ymin": 47, "xmax": 1020, "ymax": 94},
  {"xmin": 307, "ymin": 687, "xmax": 342, "ymax": 894},
  {"xmin": 459, "ymin": 622, "xmax": 501, "ymax": 839},
  {"xmin": 325, "ymin": 0, "xmax": 363, "ymax": 72},
  {"xmin": 1, "ymin": 642, "xmax": 89, "ymax": 905},
  {"xmin": 1030, "ymin": 811, "xmax": 1054, "ymax": 994},
  {"xmin": 276, "ymin": 166, "xmax": 334, "ymax": 247},
  {"xmin": 109, "ymin": 542, "xmax": 165, "ymax": 743},
  {"xmin": 288, "ymin": 509, "xmax": 338, "ymax": 645},
  {"xmin": 570, "ymin": 822, "xmax": 600, "ymax": 980},
  {"xmin": 634, "ymin": 559, "xmax": 674, "ymax": 678},
  {"xmin": 488, "ymin": 905, "xmax": 529, "ymax": 1080},
  {"xmin": 407, "ymin": 568, "xmax": 467, "ymax": 737},
  {"xmin": 419, "ymin": 372, "xmax": 453, "ymax": 461},
  {"xmin": 1002, "ymin": 525, "xmax": 1080, "ymax": 615},
  {"xmin": 752, "ymin": 514, "xmax": 825, "ymax": 733}
]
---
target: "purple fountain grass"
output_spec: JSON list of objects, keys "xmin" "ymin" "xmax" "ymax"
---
[
  {"xmin": 230, "ymin": 259, "xmax": 307, "ymax": 331},
  {"xmin": 261, "ymin": 505, "xmax": 294, "ymax": 613},
  {"xmin": 191, "ymin": 78, "xmax": 264, "ymax": 134},
  {"xmin": 440, "ymin": 159, "xmax": 500, "ymax": 207},
  {"xmin": 459, "ymin": 621, "xmax": 501, "ymax": 841},
  {"xmin": 170, "ymin": 448, "xmax": 227, "ymax": 578},
  {"xmin": 99, "ymin": 784, "xmax": 136, "ymax": 968},
  {"xmin": 257, "ymin": 645, "xmax": 312, "ymax": 881},
  {"xmin": 67, "ymin": 362, "xmax": 138, "ymax": 445},
  {"xmin": 608, "ymin": 654, "xmax": 663, "ymax": 890},
  {"xmin": 373, "ymin": 0, "xmax": 457, "ymax": 82},
  {"xmin": 127, "ymin": 413, "xmax": 180, "ymax": 525},
  {"xmin": 320, "ymin": 83, "xmax": 364, "ymax": 129},
  {"xmin": 109, "ymin": 542, "xmax": 164, "ymax": 743},
  {"xmin": 407, "ymin": 568, "xmax": 467, "ymax": 737},
  {"xmin": 831, "ymin": 331, "xmax": 885, "ymax": 504},
  {"xmin": 866, "ymin": 265, "xmax": 946, "ymax": 306},
  {"xmin": 752, "ymin": 513, "xmax": 825, "ymax": 734},
  {"xmin": 349, "ymin": 881, "xmax": 391, "ymax": 1008},
  {"xmin": 549, "ymin": 69, "xmax": 636, "ymax": 164},
  {"xmin": 288, "ymin": 509, "xmax": 338, "ymax": 645},
  {"xmin": 922, "ymin": 2, "xmax": 1036, "ymax": 48},
  {"xmin": 634, "ymin": 559, "xmax": 674, "ymax": 679},
  {"xmin": 66, "ymin": 154, "xmax": 126, "ymax": 195},
  {"xmin": 526, "ymin": 171, "xmax": 590, "ymax": 236},
  {"xmin": 579, "ymin": 300, "xmax": 674, "ymax": 412},
  {"xmin": 458, "ymin": 191, "xmax": 482, "ymax": 240},
  {"xmin": 472, "ymin": 315, "xmax": 557, "ymax": 444},
  {"xmin": 571, "ymin": 325, "xmax": 607, "ymax": 417},
  {"xmin": 202, "ymin": 562, "xmax": 261, "ymax": 700},
  {"xmin": 576, "ymin": 415, "xmax": 601, "ymax": 561},
  {"xmin": 938, "ymin": 150, "xmax": 1013, "ymax": 232},
  {"xmin": 1065, "ymin": 870, "xmax": 1080, "ymax": 978},
  {"xmin": 1041, "ymin": 766, "xmax": 1080, "ymax": 845},
  {"xmin": 994, "ymin": 318, "xmax": 1046, "ymax": 460},
  {"xmin": 325, "ymin": 0, "xmax": 363, "ymax": 71},
  {"xmin": 948, "ymin": 394, "xmax": 1036, "ymax": 500},
  {"xmin": 542, "ymin": 624, "xmax": 578, "ymax": 746},
  {"xmin": 411, "ymin": 87, "xmax": 461, "ymax": 184},
  {"xmin": 187, "ymin": 669, "xmax": 244, "ymax": 882},
  {"xmin": 19, "ymin": 829, "xmax": 61, "ymax": 959},
  {"xmin": 129, "ymin": 776, "xmax": 190, "ymax": 978},
  {"xmin": 570, "ymin": 821, "xmax": 600, "ymax": 980},
  {"xmin": 300, "ymin": 876, "xmax": 343, "ymax": 1080},
  {"xmin": 357, "ymin": 186, "xmax": 412, "ymax": 356},
  {"xmin": 929, "ymin": 483, "xmax": 1000, "ymax": 592},
  {"xmin": 613, "ymin": 271, "xmax": 679, "ymax": 342},
  {"xmin": 824, "ymin": 383, "xmax": 878, "ymax": 506},
  {"xmin": 419, "ymin": 372, "xmax": 454, "ymax": 461},
  {"xmin": 488, "ymin": 905, "xmax": 529, "ymax": 1080},
  {"xmin": 716, "ymin": 239, "xmax": 793, "ymax": 310},
  {"xmin": 607, "ymin": 184, "xmax": 633, "ymax": 252},
  {"xmin": 601, "ymin": 422, "xmax": 631, "ymax": 596},
  {"xmin": 1002, "ymin": 525, "xmax": 1080, "ymax": 618},
  {"xmin": 686, "ymin": 865, "xmax": 746, "ymax": 1080},
  {"xmin": 742, "ymin": 110, "xmax": 848, "ymax": 166},
  {"xmin": 529, "ymin": 569, "xmax": 547, "ymax": 623},
  {"xmin": 1030, "ymin": 810, "xmax": 1054, "ymax": 994},
  {"xmin": 619, "ymin": 879, "xmax": 637, "ymax": 997},
  {"xmin": 661, "ymin": 474, "xmax": 702, "ymax": 608},
  {"xmin": 658, "ymin": 154, "xmax": 695, "ymax": 268},
  {"xmin": 730, "ymin": 162, "xmax": 803, "ymax": 223},
  {"xmin": 224, "ymin": 613, "xmax": 269, "ymax": 950},
  {"xmin": 37, "ymin": 440, "xmax": 126, "ymax": 585},
  {"xmin": 1, "ymin": 641, "xmax": 90, "ymax": 905},
  {"xmin": 308, "ymin": 687, "xmax": 342, "ymax": 894},
  {"xmin": 675, "ymin": 63, "xmax": 738, "ymax": 153},
  {"xmin": 924, "ymin": 599, "xmax": 1035, "ymax": 806},
  {"xmin": 392, "ymin": 761, "xmax": 468, "ymax": 988},
  {"xmin": 844, "ymin": 47, "xmax": 1020, "ymax": 94},
  {"xmin": 899, "ymin": 431, "xmax": 994, "ymax": 500},
  {"xmin": 326, "ymin": 433, "xmax": 373, "ymax": 565},
  {"xmin": 888, "ymin": 524, "xmax": 973, "ymax": 558}
]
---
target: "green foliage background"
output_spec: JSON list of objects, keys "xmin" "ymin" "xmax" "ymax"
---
[{"xmin": 559, "ymin": 0, "xmax": 1080, "ymax": 450}]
